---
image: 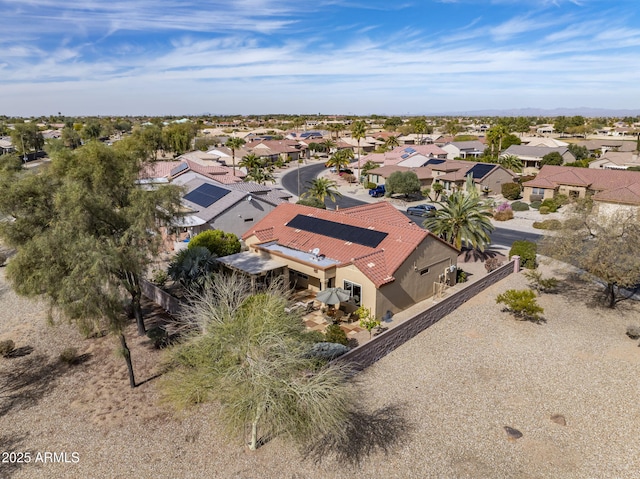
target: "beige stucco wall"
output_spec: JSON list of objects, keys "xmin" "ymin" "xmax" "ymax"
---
[
  {"xmin": 482, "ymin": 169, "xmax": 514, "ymax": 195},
  {"xmin": 375, "ymin": 236, "xmax": 458, "ymax": 318},
  {"xmin": 556, "ymin": 185, "xmax": 587, "ymax": 199},
  {"xmin": 522, "ymin": 186, "xmax": 555, "ymax": 203}
]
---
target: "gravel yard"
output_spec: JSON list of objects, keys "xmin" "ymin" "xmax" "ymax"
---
[{"xmin": 1, "ymin": 260, "xmax": 639, "ymax": 479}]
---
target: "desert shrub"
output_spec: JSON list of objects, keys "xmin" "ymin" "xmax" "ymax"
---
[
  {"xmin": 510, "ymin": 201, "xmax": 529, "ymax": 211},
  {"xmin": 553, "ymin": 193, "xmax": 569, "ymax": 206},
  {"xmin": 147, "ymin": 326, "xmax": 169, "ymax": 348},
  {"xmin": 456, "ymin": 268, "xmax": 468, "ymax": 283},
  {"xmin": 523, "ymin": 270, "xmax": 559, "ymax": 294},
  {"xmin": 365, "ymin": 182, "xmax": 377, "ymax": 190},
  {"xmin": 501, "ymin": 182, "xmax": 522, "ymax": 200},
  {"xmin": 324, "ymin": 324, "xmax": 348, "ymax": 346},
  {"xmin": 0, "ymin": 339, "xmax": 15, "ymax": 357},
  {"xmin": 496, "ymin": 289, "xmax": 544, "ymax": 322},
  {"xmin": 563, "ymin": 217, "xmax": 584, "ymax": 230},
  {"xmin": 509, "ymin": 240, "xmax": 537, "ymax": 269},
  {"xmin": 59, "ymin": 347, "xmax": 78, "ymax": 364},
  {"xmin": 626, "ymin": 325, "xmax": 640, "ymax": 340},
  {"xmin": 532, "ymin": 219, "xmax": 562, "ymax": 230},
  {"xmin": 342, "ymin": 173, "xmax": 356, "ymax": 183},
  {"xmin": 0, "ymin": 253, "xmax": 6, "ymax": 267},
  {"xmin": 485, "ymin": 257, "xmax": 503, "ymax": 273},
  {"xmin": 530, "ymin": 200, "xmax": 541, "ymax": 210},
  {"xmin": 539, "ymin": 206, "xmax": 550, "ymax": 215},
  {"xmin": 151, "ymin": 269, "xmax": 168, "ymax": 287},
  {"xmin": 494, "ymin": 210, "xmax": 514, "ymax": 221},
  {"xmin": 307, "ymin": 342, "xmax": 349, "ymax": 360},
  {"xmin": 540, "ymin": 198, "xmax": 558, "ymax": 212},
  {"xmin": 297, "ymin": 197, "xmax": 326, "ymax": 209}
]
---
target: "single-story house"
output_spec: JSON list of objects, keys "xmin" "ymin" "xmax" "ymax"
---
[
  {"xmin": 0, "ymin": 137, "xmax": 15, "ymax": 155},
  {"xmin": 367, "ymin": 159, "xmax": 515, "ymax": 194},
  {"xmin": 233, "ymin": 202, "xmax": 459, "ymax": 318},
  {"xmin": 168, "ymin": 177, "xmax": 291, "ymax": 247},
  {"xmin": 589, "ymin": 152, "xmax": 640, "ymax": 170},
  {"xmin": 441, "ymin": 141, "xmax": 486, "ymax": 160},
  {"xmin": 522, "ymin": 165, "xmax": 640, "ymax": 214},
  {"xmin": 501, "ymin": 145, "xmax": 576, "ymax": 175},
  {"xmin": 356, "ymin": 145, "xmax": 448, "ymax": 169}
]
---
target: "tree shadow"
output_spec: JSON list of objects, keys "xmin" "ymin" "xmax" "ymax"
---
[
  {"xmin": 5, "ymin": 345, "xmax": 34, "ymax": 358},
  {"xmin": 303, "ymin": 403, "xmax": 411, "ymax": 466},
  {"xmin": 461, "ymin": 248, "xmax": 501, "ymax": 263},
  {"xmin": 0, "ymin": 353, "xmax": 65, "ymax": 418}
]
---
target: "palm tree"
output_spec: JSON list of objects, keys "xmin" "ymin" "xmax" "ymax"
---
[
  {"xmin": 351, "ymin": 120, "xmax": 367, "ymax": 182},
  {"xmin": 497, "ymin": 154, "xmax": 523, "ymax": 173},
  {"xmin": 384, "ymin": 135, "xmax": 400, "ymax": 151},
  {"xmin": 246, "ymin": 166, "xmax": 275, "ymax": 185},
  {"xmin": 486, "ymin": 125, "xmax": 508, "ymax": 157},
  {"xmin": 239, "ymin": 153, "xmax": 262, "ymax": 171},
  {"xmin": 302, "ymin": 178, "xmax": 342, "ymax": 204},
  {"xmin": 321, "ymin": 139, "xmax": 336, "ymax": 157},
  {"xmin": 326, "ymin": 149, "xmax": 353, "ymax": 172},
  {"xmin": 225, "ymin": 137, "xmax": 246, "ymax": 176},
  {"xmin": 423, "ymin": 191, "xmax": 494, "ymax": 251}
]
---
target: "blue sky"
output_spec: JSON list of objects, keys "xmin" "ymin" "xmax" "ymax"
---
[{"xmin": 1, "ymin": 0, "xmax": 639, "ymax": 116}]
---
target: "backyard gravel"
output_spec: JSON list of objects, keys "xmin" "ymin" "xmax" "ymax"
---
[{"xmin": 1, "ymin": 260, "xmax": 639, "ymax": 479}]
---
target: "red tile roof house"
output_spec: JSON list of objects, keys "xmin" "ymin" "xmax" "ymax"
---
[
  {"xmin": 522, "ymin": 165, "xmax": 640, "ymax": 215},
  {"xmin": 225, "ymin": 202, "xmax": 459, "ymax": 319}
]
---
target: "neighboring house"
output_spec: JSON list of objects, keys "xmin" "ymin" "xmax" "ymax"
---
[
  {"xmin": 589, "ymin": 152, "xmax": 640, "ymax": 170},
  {"xmin": 441, "ymin": 141, "xmax": 486, "ymax": 160},
  {"xmin": 168, "ymin": 177, "xmax": 291, "ymax": 248},
  {"xmin": 357, "ymin": 145, "xmax": 448, "ymax": 168},
  {"xmin": 367, "ymin": 159, "xmax": 515, "ymax": 194},
  {"xmin": 520, "ymin": 137, "xmax": 569, "ymax": 148},
  {"xmin": 536, "ymin": 125, "xmax": 555, "ymax": 134},
  {"xmin": 0, "ymin": 137, "xmax": 15, "ymax": 155},
  {"xmin": 522, "ymin": 166, "xmax": 640, "ymax": 214},
  {"xmin": 244, "ymin": 139, "xmax": 306, "ymax": 163},
  {"xmin": 501, "ymin": 145, "xmax": 576, "ymax": 175},
  {"xmin": 226, "ymin": 202, "xmax": 459, "ymax": 318},
  {"xmin": 139, "ymin": 158, "xmax": 246, "ymax": 186},
  {"xmin": 578, "ymin": 140, "xmax": 637, "ymax": 156}
]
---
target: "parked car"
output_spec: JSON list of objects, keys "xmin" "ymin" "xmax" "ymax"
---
[
  {"xmin": 406, "ymin": 204, "xmax": 436, "ymax": 217},
  {"xmin": 368, "ymin": 185, "xmax": 386, "ymax": 197}
]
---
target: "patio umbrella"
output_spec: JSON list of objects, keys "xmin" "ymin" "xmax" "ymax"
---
[{"xmin": 315, "ymin": 287, "xmax": 350, "ymax": 307}]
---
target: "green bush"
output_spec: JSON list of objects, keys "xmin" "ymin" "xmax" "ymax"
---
[
  {"xmin": 457, "ymin": 268, "xmax": 468, "ymax": 283},
  {"xmin": 188, "ymin": 229, "xmax": 241, "ymax": 257},
  {"xmin": 496, "ymin": 289, "xmax": 544, "ymax": 322},
  {"xmin": 533, "ymin": 219, "xmax": 562, "ymax": 230},
  {"xmin": 324, "ymin": 324, "xmax": 348, "ymax": 346},
  {"xmin": 297, "ymin": 197, "xmax": 326, "ymax": 209},
  {"xmin": 553, "ymin": 194, "xmax": 569, "ymax": 206},
  {"xmin": 151, "ymin": 269, "xmax": 168, "ymax": 287},
  {"xmin": 530, "ymin": 201, "xmax": 541, "ymax": 210},
  {"xmin": 510, "ymin": 201, "xmax": 529, "ymax": 211},
  {"xmin": 541, "ymin": 199, "xmax": 558, "ymax": 212},
  {"xmin": 0, "ymin": 339, "xmax": 15, "ymax": 357},
  {"xmin": 59, "ymin": 347, "xmax": 78, "ymax": 364},
  {"xmin": 365, "ymin": 182, "xmax": 377, "ymax": 190},
  {"xmin": 509, "ymin": 240, "xmax": 537, "ymax": 269},
  {"xmin": 539, "ymin": 206, "xmax": 550, "ymax": 215},
  {"xmin": 501, "ymin": 183, "xmax": 522, "ymax": 200},
  {"xmin": 523, "ymin": 270, "xmax": 559, "ymax": 294}
]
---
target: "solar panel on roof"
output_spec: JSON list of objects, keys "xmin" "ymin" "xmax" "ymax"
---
[
  {"xmin": 170, "ymin": 162, "xmax": 189, "ymax": 177},
  {"xmin": 465, "ymin": 163, "xmax": 495, "ymax": 180},
  {"xmin": 183, "ymin": 183, "xmax": 231, "ymax": 208},
  {"xmin": 404, "ymin": 147, "xmax": 416, "ymax": 153},
  {"xmin": 401, "ymin": 153, "xmax": 410, "ymax": 159},
  {"xmin": 286, "ymin": 215, "xmax": 388, "ymax": 248}
]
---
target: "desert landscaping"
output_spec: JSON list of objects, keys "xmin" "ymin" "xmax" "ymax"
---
[{"xmin": 1, "ymin": 257, "xmax": 639, "ymax": 479}]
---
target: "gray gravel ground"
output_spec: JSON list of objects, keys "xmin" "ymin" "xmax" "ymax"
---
[{"xmin": 1, "ymin": 262, "xmax": 639, "ymax": 479}]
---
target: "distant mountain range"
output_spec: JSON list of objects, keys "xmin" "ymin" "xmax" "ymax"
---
[{"xmin": 431, "ymin": 107, "xmax": 640, "ymax": 117}]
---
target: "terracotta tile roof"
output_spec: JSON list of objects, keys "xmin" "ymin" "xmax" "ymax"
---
[
  {"xmin": 139, "ymin": 159, "xmax": 244, "ymax": 184},
  {"xmin": 523, "ymin": 165, "xmax": 640, "ymax": 205},
  {"xmin": 243, "ymin": 203, "xmax": 450, "ymax": 287}
]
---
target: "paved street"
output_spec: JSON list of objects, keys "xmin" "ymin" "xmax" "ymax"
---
[{"xmin": 277, "ymin": 160, "xmax": 542, "ymax": 248}]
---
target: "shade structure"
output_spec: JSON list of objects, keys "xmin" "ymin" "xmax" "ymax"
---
[{"xmin": 315, "ymin": 287, "xmax": 350, "ymax": 306}]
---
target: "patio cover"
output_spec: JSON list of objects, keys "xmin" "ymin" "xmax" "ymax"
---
[{"xmin": 217, "ymin": 251, "xmax": 286, "ymax": 276}]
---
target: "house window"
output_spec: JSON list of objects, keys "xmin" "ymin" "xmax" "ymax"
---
[
  {"xmin": 343, "ymin": 280, "xmax": 362, "ymax": 307},
  {"xmin": 532, "ymin": 188, "xmax": 545, "ymax": 196},
  {"xmin": 244, "ymin": 218, "xmax": 254, "ymax": 222},
  {"xmin": 419, "ymin": 267, "xmax": 430, "ymax": 276}
]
